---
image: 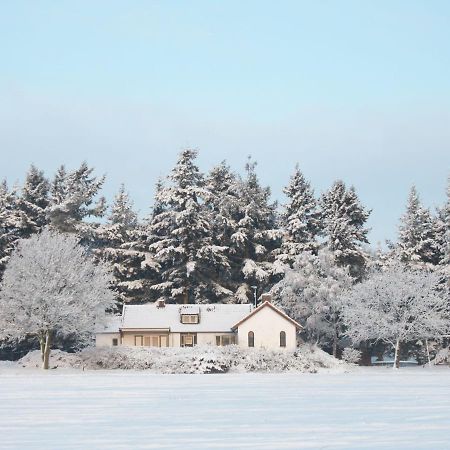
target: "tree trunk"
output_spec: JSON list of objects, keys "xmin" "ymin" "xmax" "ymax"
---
[
  {"xmin": 332, "ymin": 329, "xmax": 338, "ymax": 358},
  {"xmin": 39, "ymin": 336, "xmax": 45, "ymax": 362},
  {"xmin": 42, "ymin": 330, "xmax": 52, "ymax": 370},
  {"xmin": 393, "ymin": 338, "xmax": 401, "ymax": 369}
]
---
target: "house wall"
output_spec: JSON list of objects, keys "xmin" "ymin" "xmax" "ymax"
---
[
  {"xmin": 236, "ymin": 306, "xmax": 297, "ymax": 351},
  {"xmin": 118, "ymin": 331, "xmax": 236, "ymax": 347},
  {"xmin": 96, "ymin": 333, "xmax": 120, "ymax": 347},
  {"xmin": 121, "ymin": 331, "xmax": 170, "ymax": 347}
]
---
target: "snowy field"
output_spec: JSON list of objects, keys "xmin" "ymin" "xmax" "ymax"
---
[{"xmin": 1, "ymin": 366, "xmax": 450, "ymax": 449}]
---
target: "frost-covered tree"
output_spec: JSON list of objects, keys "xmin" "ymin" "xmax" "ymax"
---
[
  {"xmin": 228, "ymin": 157, "xmax": 282, "ymax": 302},
  {"xmin": 341, "ymin": 263, "xmax": 450, "ymax": 368},
  {"xmin": 278, "ymin": 165, "xmax": 321, "ymax": 266},
  {"xmin": 271, "ymin": 249, "xmax": 353, "ymax": 357},
  {"xmin": 47, "ymin": 162, "xmax": 106, "ymax": 233},
  {"xmin": 149, "ymin": 150, "xmax": 230, "ymax": 303},
  {"xmin": 320, "ymin": 180, "xmax": 370, "ymax": 279},
  {"xmin": 0, "ymin": 228, "xmax": 115, "ymax": 369},
  {"xmin": 0, "ymin": 181, "xmax": 23, "ymax": 277},
  {"xmin": 18, "ymin": 165, "xmax": 50, "ymax": 238},
  {"xmin": 96, "ymin": 185, "xmax": 159, "ymax": 304},
  {"xmin": 439, "ymin": 177, "xmax": 450, "ymax": 269},
  {"xmin": 397, "ymin": 186, "xmax": 437, "ymax": 267},
  {"xmin": 204, "ymin": 161, "xmax": 240, "ymax": 251}
]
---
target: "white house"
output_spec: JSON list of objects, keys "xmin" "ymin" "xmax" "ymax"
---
[{"xmin": 96, "ymin": 295, "xmax": 302, "ymax": 351}]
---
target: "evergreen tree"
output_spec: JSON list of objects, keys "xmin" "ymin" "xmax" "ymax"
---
[
  {"xmin": 441, "ymin": 177, "xmax": 450, "ymax": 267},
  {"xmin": 320, "ymin": 180, "xmax": 370, "ymax": 279},
  {"xmin": 96, "ymin": 185, "xmax": 158, "ymax": 304},
  {"xmin": 18, "ymin": 165, "xmax": 50, "ymax": 238},
  {"xmin": 149, "ymin": 149, "xmax": 230, "ymax": 304},
  {"xmin": 47, "ymin": 162, "xmax": 106, "ymax": 233},
  {"xmin": 228, "ymin": 157, "xmax": 282, "ymax": 302},
  {"xmin": 397, "ymin": 186, "xmax": 437, "ymax": 266},
  {"xmin": 0, "ymin": 181, "xmax": 23, "ymax": 277},
  {"xmin": 277, "ymin": 165, "xmax": 321, "ymax": 266}
]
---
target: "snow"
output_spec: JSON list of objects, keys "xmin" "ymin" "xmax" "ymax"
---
[
  {"xmin": 1, "ymin": 366, "xmax": 450, "ymax": 449},
  {"xmin": 120, "ymin": 302, "xmax": 253, "ymax": 332}
]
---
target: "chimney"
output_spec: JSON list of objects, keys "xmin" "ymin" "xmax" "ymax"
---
[
  {"xmin": 260, "ymin": 293, "xmax": 272, "ymax": 303},
  {"xmin": 156, "ymin": 299, "xmax": 166, "ymax": 308}
]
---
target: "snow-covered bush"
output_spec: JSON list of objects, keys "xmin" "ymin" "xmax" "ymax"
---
[
  {"xmin": 18, "ymin": 345, "xmax": 348, "ymax": 373},
  {"xmin": 341, "ymin": 348, "xmax": 362, "ymax": 364},
  {"xmin": 431, "ymin": 348, "xmax": 450, "ymax": 365}
]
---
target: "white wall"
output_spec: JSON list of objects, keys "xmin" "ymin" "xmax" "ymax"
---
[
  {"xmin": 96, "ymin": 333, "xmax": 120, "ymax": 347},
  {"xmin": 236, "ymin": 305, "xmax": 297, "ymax": 351}
]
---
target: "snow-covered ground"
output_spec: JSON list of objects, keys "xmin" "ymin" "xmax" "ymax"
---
[{"xmin": 1, "ymin": 366, "xmax": 450, "ymax": 449}]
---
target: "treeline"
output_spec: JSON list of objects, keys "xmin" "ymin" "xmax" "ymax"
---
[{"xmin": 0, "ymin": 149, "xmax": 448, "ymax": 306}]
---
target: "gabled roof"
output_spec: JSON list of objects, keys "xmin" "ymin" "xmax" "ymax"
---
[
  {"xmin": 119, "ymin": 303, "xmax": 253, "ymax": 333},
  {"xmin": 231, "ymin": 301, "xmax": 302, "ymax": 330}
]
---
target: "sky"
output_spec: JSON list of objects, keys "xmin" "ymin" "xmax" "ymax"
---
[{"xmin": 1, "ymin": 1, "xmax": 449, "ymax": 245}]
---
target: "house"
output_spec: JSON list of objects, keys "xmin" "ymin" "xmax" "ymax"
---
[{"xmin": 96, "ymin": 295, "xmax": 302, "ymax": 351}]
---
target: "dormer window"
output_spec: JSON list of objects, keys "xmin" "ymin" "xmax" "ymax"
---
[{"xmin": 181, "ymin": 314, "xmax": 199, "ymax": 324}]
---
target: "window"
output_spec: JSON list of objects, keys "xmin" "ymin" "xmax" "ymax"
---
[
  {"xmin": 112, "ymin": 338, "xmax": 118, "ymax": 347},
  {"xmin": 248, "ymin": 331, "xmax": 254, "ymax": 347},
  {"xmin": 181, "ymin": 333, "xmax": 197, "ymax": 347},
  {"xmin": 134, "ymin": 335, "xmax": 143, "ymax": 346},
  {"xmin": 181, "ymin": 314, "xmax": 199, "ymax": 324},
  {"xmin": 216, "ymin": 335, "xmax": 235, "ymax": 346},
  {"xmin": 280, "ymin": 331, "xmax": 286, "ymax": 347},
  {"xmin": 143, "ymin": 336, "xmax": 168, "ymax": 347}
]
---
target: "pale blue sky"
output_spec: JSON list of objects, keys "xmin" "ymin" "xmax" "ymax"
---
[{"xmin": 1, "ymin": 1, "xmax": 449, "ymax": 244}]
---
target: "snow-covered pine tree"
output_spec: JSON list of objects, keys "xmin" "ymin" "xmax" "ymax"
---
[
  {"xmin": 0, "ymin": 181, "xmax": 24, "ymax": 277},
  {"xmin": 320, "ymin": 180, "xmax": 370, "ymax": 279},
  {"xmin": 203, "ymin": 161, "xmax": 241, "ymax": 298},
  {"xmin": 204, "ymin": 161, "xmax": 240, "ymax": 248},
  {"xmin": 228, "ymin": 157, "xmax": 282, "ymax": 302},
  {"xmin": 17, "ymin": 165, "xmax": 50, "ymax": 238},
  {"xmin": 149, "ymin": 149, "xmax": 230, "ymax": 304},
  {"xmin": 47, "ymin": 162, "xmax": 106, "ymax": 234},
  {"xmin": 397, "ymin": 186, "xmax": 437, "ymax": 267},
  {"xmin": 96, "ymin": 185, "xmax": 159, "ymax": 304},
  {"xmin": 277, "ymin": 165, "xmax": 321, "ymax": 266},
  {"xmin": 440, "ymin": 177, "xmax": 450, "ymax": 268}
]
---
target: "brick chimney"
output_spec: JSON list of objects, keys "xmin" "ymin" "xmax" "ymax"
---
[{"xmin": 156, "ymin": 299, "xmax": 166, "ymax": 308}]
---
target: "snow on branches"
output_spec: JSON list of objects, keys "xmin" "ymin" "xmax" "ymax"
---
[{"xmin": 0, "ymin": 228, "xmax": 115, "ymax": 369}]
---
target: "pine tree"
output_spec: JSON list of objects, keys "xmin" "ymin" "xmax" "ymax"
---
[
  {"xmin": 441, "ymin": 177, "xmax": 450, "ymax": 267},
  {"xmin": 0, "ymin": 181, "xmax": 23, "ymax": 277},
  {"xmin": 320, "ymin": 180, "xmax": 370, "ymax": 279},
  {"xmin": 397, "ymin": 186, "xmax": 437, "ymax": 267},
  {"xmin": 228, "ymin": 157, "xmax": 282, "ymax": 302},
  {"xmin": 149, "ymin": 149, "xmax": 230, "ymax": 304},
  {"xmin": 47, "ymin": 162, "xmax": 106, "ymax": 233},
  {"xmin": 278, "ymin": 165, "xmax": 321, "ymax": 266},
  {"xmin": 96, "ymin": 185, "xmax": 158, "ymax": 304},
  {"xmin": 17, "ymin": 165, "xmax": 50, "ymax": 238}
]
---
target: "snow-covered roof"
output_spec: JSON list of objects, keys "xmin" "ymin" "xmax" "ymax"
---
[
  {"xmin": 231, "ymin": 301, "xmax": 302, "ymax": 330},
  {"xmin": 96, "ymin": 315, "xmax": 122, "ymax": 333},
  {"xmin": 119, "ymin": 303, "xmax": 253, "ymax": 333}
]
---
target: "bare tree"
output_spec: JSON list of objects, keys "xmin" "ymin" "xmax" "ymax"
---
[
  {"xmin": 0, "ymin": 228, "xmax": 115, "ymax": 369},
  {"xmin": 341, "ymin": 263, "xmax": 450, "ymax": 368}
]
